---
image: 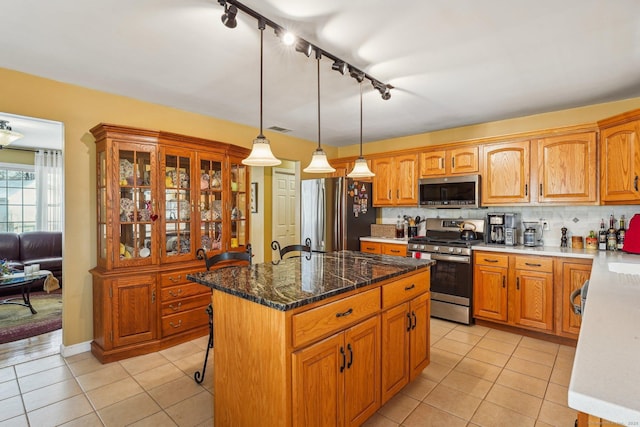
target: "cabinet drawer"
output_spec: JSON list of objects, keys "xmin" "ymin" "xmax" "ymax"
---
[
  {"xmin": 515, "ymin": 256, "xmax": 553, "ymax": 272},
  {"xmin": 161, "ymin": 293, "xmax": 211, "ymax": 316},
  {"xmin": 160, "ymin": 268, "xmax": 203, "ymax": 287},
  {"xmin": 382, "ymin": 244, "xmax": 407, "ymax": 257},
  {"xmin": 292, "ymin": 288, "xmax": 380, "ymax": 348},
  {"xmin": 474, "ymin": 253, "xmax": 509, "ymax": 268},
  {"xmin": 360, "ymin": 242, "xmax": 382, "ymax": 254},
  {"xmin": 161, "ymin": 282, "xmax": 211, "ymax": 302},
  {"xmin": 161, "ymin": 307, "xmax": 209, "ymax": 337},
  {"xmin": 382, "ymin": 271, "xmax": 429, "ymax": 309}
]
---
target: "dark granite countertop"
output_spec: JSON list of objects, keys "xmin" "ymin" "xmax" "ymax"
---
[{"xmin": 187, "ymin": 250, "xmax": 433, "ymax": 311}]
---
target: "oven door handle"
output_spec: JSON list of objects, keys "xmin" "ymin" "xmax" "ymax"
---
[{"xmin": 430, "ymin": 254, "xmax": 470, "ymax": 264}]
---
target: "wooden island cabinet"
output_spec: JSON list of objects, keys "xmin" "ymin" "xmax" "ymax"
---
[
  {"xmin": 187, "ymin": 251, "xmax": 432, "ymax": 427},
  {"xmin": 90, "ymin": 123, "xmax": 250, "ymax": 363}
]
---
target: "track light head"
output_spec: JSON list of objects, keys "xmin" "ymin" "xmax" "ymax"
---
[
  {"xmin": 372, "ymin": 80, "xmax": 392, "ymax": 100},
  {"xmin": 349, "ymin": 67, "xmax": 365, "ymax": 83},
  {"xmin": 221, "ymin": 4, "xmax": 238, "ymax": 28},
  {"xmin": 295, "ymin": 40, "xmax": 313, "ymax": 57},
  {"xmin": 332, "ymin": 60, "xmax": 348, "ymax": 75}
]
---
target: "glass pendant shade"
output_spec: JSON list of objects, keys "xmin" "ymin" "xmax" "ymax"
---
[
  {"xmin": 242, "ymin": 135, "xmax": 281, "ymax": 166},
  {"xmin": 303, "ymin": 148, "xmax": 335, "ymax": 173},
  {"xmin": 347, "ymin": 157, "xmax": 374, "ymax": 178},
  {"xmin": 0, "ymin": 120, "xmax": 23, "ymax": 146}
]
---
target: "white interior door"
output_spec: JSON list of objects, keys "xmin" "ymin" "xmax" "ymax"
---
[{"xmin": 272, "ymin": 168, "xmax": 299, "ymax": 251}]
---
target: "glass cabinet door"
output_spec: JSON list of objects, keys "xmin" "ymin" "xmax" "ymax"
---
[
  {"xmin": 162, "ymin": 152, "xmax": 193, "ymax": 262},
  {"xmin": 198, "ymin": 156, "xmax": 224, "ymax": 254},
  {"xmin": 117, "ymin": 147, "xmax": 155, "ymax": 267},
  {"xmin": 229, "ymin": 160, "xmax": 248, "ymax": 251}
]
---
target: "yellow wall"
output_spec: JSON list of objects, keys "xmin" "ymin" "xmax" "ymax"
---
[
  {"xmin": 337, "ymin": 97, "xmax": 640, "ymax": 157},
  {"xmin": 0, "ymin": 67, "xmax": 321, "ymax": 347},
  {"xmin": 3, "ymin": 64, "xmax": 640, "ymax": 349}
]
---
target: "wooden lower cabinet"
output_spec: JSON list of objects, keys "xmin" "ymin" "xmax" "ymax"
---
[
  {"xmin": 360, "ymin": 241, "xmax": 407, "ymax": 257},
  {"xmin": 474, "ymin": 252, "xmax": 592, "ymax": 340},
  {"xmin": 91, "ymin": 266, "xmax": 210, "ymax": 363},
  {"xmin": 293, "ymin": 315, "xmax": 380, "ymax": 427},
  {"xmin": 473, "ymin": 253, "xmax": 509, "ymax": 322},
  {"xmin": 212, "ymin": 269, "xmax": 430, "ymax": 427},
  {"xmin": 558, "ymin": 258, "xmax": 592, "ymax": 339},
  {"xmin": 474, "ymin": 252, "xmax": 554, "ymax": 334},
  {"xmin": 577, "ymin": 411, "xmax": 624, "ymax": 426}
]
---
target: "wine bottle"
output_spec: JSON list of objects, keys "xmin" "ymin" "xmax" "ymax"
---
[
  {"xmin": 607, "ymin": 214, "xmax": 617, "ymax": 251},
  {"xmin": 598, "ymin": 218, "xmax": 607, "ymax": 251},
  {"xmin": 617, "ymin": 215, "xmax": 626, "ymax": 250}
]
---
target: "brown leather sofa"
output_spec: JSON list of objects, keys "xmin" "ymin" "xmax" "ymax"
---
[{"xmin": 0, "ymin": 231, "xmax": 62, "ymax": 291}]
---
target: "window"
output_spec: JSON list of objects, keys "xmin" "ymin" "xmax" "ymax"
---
[{"xmin": 0, "ymin": 163, "xmax": 36, "ymax": 232}]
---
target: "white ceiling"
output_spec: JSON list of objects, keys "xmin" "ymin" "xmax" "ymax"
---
[{"xmin": 2, "ymin": 0, "xmax": 640, "ymax": 148}]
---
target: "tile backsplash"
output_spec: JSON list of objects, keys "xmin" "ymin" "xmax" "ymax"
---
[{"xmin": 381, "ymin": 205, "xmax": 640, "ymax": 247}]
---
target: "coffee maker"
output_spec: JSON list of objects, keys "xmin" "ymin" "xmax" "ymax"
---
[{"xmin": 487, "ymin": 213, "xmax": 520, "ymax": 245}]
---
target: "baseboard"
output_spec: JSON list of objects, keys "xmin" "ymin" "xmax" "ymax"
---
[{"xmin": 61, "ymin": 340, "xmax": 92, "ymax": 358}]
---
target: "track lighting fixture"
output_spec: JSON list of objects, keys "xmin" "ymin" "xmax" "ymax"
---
[
  {"xmin": 242, "ymin": 19, "xmax": 281, "ymax": 167},
  {"xmin": 217, "ymin": 0, "xmax": 392, "ymax": 100},
  {"xmin": 348, "ymin": 83, "xmax": 375, "ymax": 178},
  {"xmin": 0, "ymin": 120, "xmax": 23, "ymax": 147},
  {"xmin": 304, "ymin": 50, "xmax": 335, "ymax": 174},
  {"xmin": 331, "ymin": 60, "xmax": 348, "ymax": 75},
  {"xmin": 221, "ymin": 3, "xmax": 238, "ymax": 28},
  {"xmin": 295, "ymin": 40, "xmax": 313, "ymax": 57}
]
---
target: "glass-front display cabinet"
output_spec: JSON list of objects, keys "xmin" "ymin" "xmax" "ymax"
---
[
  {"xmin": 198, "ymin": 155, "xmax": 225, "ymax": 255},
  {"xmin": 161, "ymin": 149, "xmax": 193, "ymax": 263},
  {"xmin": 229, "ymin": 158, "xmax": 248, "ymax": 251}
]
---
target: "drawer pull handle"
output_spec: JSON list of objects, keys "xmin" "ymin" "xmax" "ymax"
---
[
  {"xmin": 169, "ymin": 303, "xmax": 182, "ymax": 311},
  {"xmin": 347, "ymin": 343, "xmax": 353, "ymax": 368},
  {"xmin": 169, "ymin": 289, "xmax": 183, "ymax": 297},
  {"xmin": 484, "ymin": 258, "xmax": 499, "ymax": 263},
  {"xmin": 366, "ymin": 247, "xmax": 375, "ymax": 250},
  {"xmin": 169, "ymin": 320, "xmax": 182, "ymax": 328},
  {"xmin": 525, "ymin": 262, "xmax": 542, "ymax": 267},
  {"xmin": 390, "ymin": 249, "xmax": 400, "ymax": 253},
  {"xmin": 405, "ymin": 284, "xmax": 416, "ymax": 291},
  {"xmin": 169, "ymin": 275, "xmax": 182, "ymax": 283},
  {"xmin": 336, "ymin": 308, "xmax": 353, "ymax": 318},
  {"xmin": 339, "ymin": 346, "xmax": 346, "ymax": 373}
]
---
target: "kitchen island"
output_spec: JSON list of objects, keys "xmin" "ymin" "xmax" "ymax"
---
[{"xmin": 187, "ymin": 250, "xmax": 433, "ymax": 427}]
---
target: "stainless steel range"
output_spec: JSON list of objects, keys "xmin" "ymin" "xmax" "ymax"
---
[{"xmin": 407, "ymin": 218, "xmax": 485, "ymax": 324}]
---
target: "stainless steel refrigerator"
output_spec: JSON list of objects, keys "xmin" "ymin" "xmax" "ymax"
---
[{"xmin": 301, "ymin": 178, "xmax": 377, "ymax": 252}]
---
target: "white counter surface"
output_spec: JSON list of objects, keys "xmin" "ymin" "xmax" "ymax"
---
[
  {"xmin": 565, "ymin": 250, "xmax": 640, "ymax": 425},
  {"xmin": 360, "ymin": 236, "xmax": 409, "ymax": 245}
]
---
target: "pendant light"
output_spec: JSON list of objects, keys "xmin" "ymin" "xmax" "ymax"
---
[
  {"xmin": 0, "ymin": 120, "xmax": 23, "ymax": 147},
  {"xmin": 242, "ymin": 19, "xmax": 281, "ymax": 167},
  {"xmin": 347, "ymin": 82, "xmax": 375, "ymax": 178},
  {"xmin": 304, "ymin": 50, "xmax": 336, "ymax": 174}
]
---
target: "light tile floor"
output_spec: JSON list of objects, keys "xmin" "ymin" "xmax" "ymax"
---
[{"xmin": 0, "ymin": 319, "xmax": 578, "ymax": 426}]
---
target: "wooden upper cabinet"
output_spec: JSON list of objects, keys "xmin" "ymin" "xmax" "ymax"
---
[
  {"xmin": 420, "ymin": 146, "xmax": 478, "ymax": 177},
  {"xmin": 598, "ymin": 117, "xmax": 640, "ymax": 203},
  {"xmin": 482, "ymin": 140, "xmax": 530, "ymax": 205},
  {"xmin": 536, "ymin": 132, "xmax": 597, "ymax": 204},
  {"xmin": 372, "ymin": 154, "xmax": 418, "ymax": 206}
]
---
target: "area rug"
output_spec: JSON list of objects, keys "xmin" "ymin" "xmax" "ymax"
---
[{"xmin": 0, "ymin": 291, "xmax": 62, "ymax": 344}]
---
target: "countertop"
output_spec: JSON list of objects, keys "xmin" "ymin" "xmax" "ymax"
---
[
  {"xmin": 566, "ymin": 250, "xmax": 640, "ymax": 424},
  {"xmin": 187, "ymin": 250, "xmax": 433, "ymax": 311},
  {"xmin": 360, "ymin": 236, "xmax": 409, "ymax": 245},
  {"xmin": 472, "ymin": 243, "xmax": 595, "ymax": 259}
]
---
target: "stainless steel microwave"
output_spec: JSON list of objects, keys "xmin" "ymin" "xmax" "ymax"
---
[{"xmin": 418, "ymin": 175, "xmax": 481, "ymax": 208}]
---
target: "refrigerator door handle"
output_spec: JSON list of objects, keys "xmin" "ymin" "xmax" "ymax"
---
[
  {"xmin": 320, "ymin": 182, "xmax": 326, "ymax": 251},
  {"xmin": 335, "ymin": 178, "xmax": 344, "ymax": 251}
]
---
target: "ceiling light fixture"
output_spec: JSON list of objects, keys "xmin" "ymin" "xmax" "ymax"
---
[
  {"xmin": 372, "ymin": 80, "xmax": 392, "ymax": 100},
  {"xmin": 304, "ymin": 50, "xmax": 335, "ymax": 174},
  {"xmin": 347, "ymin": 83, "xmax": 375, "ymax": 178},
  {"xmin": 241, "ymin": 19, "xmax": 281, "ymax": 167},
  {"xmin": 221, "ymin": 3, "xmax": 238, "ymax": 28},
  {"xmin": 217, "ymin": 1, "xmax": 392, "ymax": 101},
  {"xmin": 0, "ymin": 120, "xmax": 23, "ymax": 147}
]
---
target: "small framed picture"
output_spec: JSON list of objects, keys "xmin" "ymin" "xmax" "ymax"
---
[{"xmin": 250, "ymin": 182, "xmax": 258, "ymax": 213}]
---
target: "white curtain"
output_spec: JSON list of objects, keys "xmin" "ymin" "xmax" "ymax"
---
[{"xmin": 35, "ymin": 150, "xmax": 63, "ymax": 231}]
